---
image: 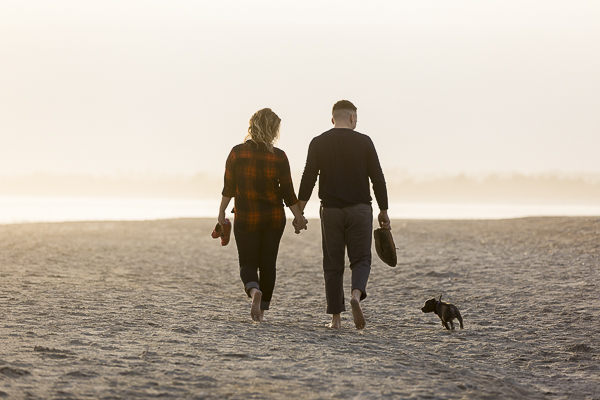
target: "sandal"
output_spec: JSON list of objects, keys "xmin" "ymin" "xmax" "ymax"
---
[
  {"xmin": 211, "ymin": 223, "xmax": 222, "ymax": 239},
  {"xmin": 211, "ymin": 219, "xmax": 231, "ymax": 246}
]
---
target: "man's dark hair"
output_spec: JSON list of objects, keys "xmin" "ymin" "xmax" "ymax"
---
[{"xmin": 332, "ymin": 100, "xmax": 357, "ymax": 114}]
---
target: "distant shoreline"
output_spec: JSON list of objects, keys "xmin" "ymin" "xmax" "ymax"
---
[
  {"xmin": 2, "ymin": 195, "xmax": 600, "ymax": 225},
  {"xmin": 1, "ymin": 171, "xmax": 600, "ymax": 204}
]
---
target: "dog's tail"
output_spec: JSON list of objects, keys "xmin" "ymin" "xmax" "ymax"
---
[
  {"xmin": 439, "ymin": 295, "xmax": 443, "ymax": 302},
  {"xmin": 457, "ymin": 309, "xmax": 464, "ymax": 329}
]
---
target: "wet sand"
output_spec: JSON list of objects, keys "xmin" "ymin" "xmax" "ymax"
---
[{"xmin": 0, "ymin": 217, "xmax": 598, "ymax": 399}]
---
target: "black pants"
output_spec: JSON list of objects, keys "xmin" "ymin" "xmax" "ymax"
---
[
  {"xmin": 234, "ymin": 224, "xmax": 285, "ymax": 311},
  {"xmin": 321, "ymin": 203, "xmax": 373, "ymax": 315}
]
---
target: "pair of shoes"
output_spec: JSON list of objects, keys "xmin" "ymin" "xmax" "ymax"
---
[
  {"xmin": 211, "ymin": 219, "xmax": 231, "ymax": 246},
  {"xmin": 373, "ymin": 228, "xmax": 397, "ymax": 267}
]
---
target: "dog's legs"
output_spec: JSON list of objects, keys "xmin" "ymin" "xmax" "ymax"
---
[
  {"xmin": 449, "ymin": 320, "xmax": 455, "ymax": 330},
  {"xmin": 442, "ymin": 321, "xmax": 450, "ymax": 330}
]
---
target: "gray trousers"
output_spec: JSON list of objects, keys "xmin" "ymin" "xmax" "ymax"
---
[{"xmin": 320, "ymin": 203, "xmax": 373, "ymax": 315}]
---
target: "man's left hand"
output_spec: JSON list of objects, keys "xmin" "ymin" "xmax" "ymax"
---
[{"xmin": 378, "ymin": 210, "xmax": 391, "ymax": 230}]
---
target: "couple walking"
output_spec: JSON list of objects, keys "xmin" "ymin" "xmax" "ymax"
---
[{"xmin": 217, "ymin": 100, "xmax": 390, "ymax": 330}]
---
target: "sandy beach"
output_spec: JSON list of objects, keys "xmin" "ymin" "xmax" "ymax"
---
[{"xmin": 0, "ymin": 217, "xmax": 598, "ymax": 399}]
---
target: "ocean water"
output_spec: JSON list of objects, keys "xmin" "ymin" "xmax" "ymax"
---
[{"xmin": 1, "ymin": 195, "xmax": 600, "ymax": 225}]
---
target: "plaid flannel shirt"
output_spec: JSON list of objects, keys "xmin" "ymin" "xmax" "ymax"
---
[{"xmin": 222, "ymin": 141, "xmax": 298, "ymax": 232}]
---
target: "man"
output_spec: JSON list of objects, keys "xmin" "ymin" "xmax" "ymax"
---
[{"xmin": 296, "ymin": 100, "xmax": 390, "ymax": 329}]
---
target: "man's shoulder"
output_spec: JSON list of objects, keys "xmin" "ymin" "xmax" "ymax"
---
[
  {"xmin": 313, "ymin": 128, "xmax": 334, "ymax": 140},
  {"xmin": 308, "ymin": 131, "xmax": 327, "ymax": 148},
  {"xmin": 309, "ymin": 129, "xmax": 374, "ymax": 150},
  {"xmin": 352, "ymin": 130, "xmax": 371, "ymax": 140},
  {"xmin": 352, "ymin": 131, "xmax": 376, "ymax": 149}
]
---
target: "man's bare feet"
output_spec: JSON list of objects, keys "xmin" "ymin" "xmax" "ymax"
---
[
  {"xmin": 250, "ymin": 290, "xmax": 263, "ymax": 322},
  {"xmin": 329, "ymin": 313, "xmax": 341, "ymax": 329},
  {"xmin": 350, "ymin": 292, "xmax": 366, "ymax": 329}
]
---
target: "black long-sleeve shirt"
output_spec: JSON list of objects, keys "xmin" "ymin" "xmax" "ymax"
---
[{"xmin": 298, "ymin": 128, "xmax": 388, "ymax": 210}]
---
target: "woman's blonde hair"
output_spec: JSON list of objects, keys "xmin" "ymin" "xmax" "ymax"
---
[{"xmin": 245, "ymin": 108, "xmax": 281, "ymax": 153}]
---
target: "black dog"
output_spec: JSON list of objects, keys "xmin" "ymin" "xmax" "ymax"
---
[{"xmin": 421, "ymin": 295, "xmax": 464, "ymax": 330}]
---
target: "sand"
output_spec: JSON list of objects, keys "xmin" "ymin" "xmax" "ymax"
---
[{"xmin": 0, "ymin": 217, "xmax": 598, "ymax": 399}]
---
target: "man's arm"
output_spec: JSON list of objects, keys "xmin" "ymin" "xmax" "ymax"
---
[
  {"xmin": 297, "ymin": 139, "xmax": 319, "ymax": 204},
  {"xmin": 298, "ymin": 200, "xmax": 307, "ymax": 213},
  {"xmin": 367, "ymin": 138, "xmax": 391, "ymax": 229},
  {"xmin": 366, "ymin": 138, "xmax": 388, "ymax": 211}
]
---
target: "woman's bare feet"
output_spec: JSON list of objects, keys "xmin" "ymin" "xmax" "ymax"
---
[
  {"xmin": 250, "ymin": 290, "xmax": 263, "ymax": 322},
  {"xmin": 329, "ymin": 313, "xmax": 341, "ymax": 329},
  {"xmin": 350, "ymin": 290, "xmax": 366, "ymax": 330}
]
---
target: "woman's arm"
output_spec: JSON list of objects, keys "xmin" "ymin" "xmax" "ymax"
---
[
  {"xmin": 219, "ymin": 148, "xmax": 236, "ymax": 226},
  {"xmin": 218, "ymin": 196, "xmax": 232, "ymax": 226}
]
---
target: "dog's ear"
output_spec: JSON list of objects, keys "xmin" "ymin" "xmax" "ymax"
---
[{"xmin": 439, "ymin": 295, "xmax": 443, "ymax": 301}]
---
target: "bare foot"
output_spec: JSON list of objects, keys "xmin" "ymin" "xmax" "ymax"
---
[
  {"xmin": 329, "ymin": 314, "xmax": 341, "ymax": 329},
  {"xmin": 350, "ymin": 298, "xmax": 366, "ymax": 330},
  {"xmin": 251, "ymin": 290, "xmax": 262, "ymax": 322}
]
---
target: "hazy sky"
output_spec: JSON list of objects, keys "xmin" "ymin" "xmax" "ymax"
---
[{"xmin": 2, "ymin": 1, "xmax": 599, "ymax": 178}]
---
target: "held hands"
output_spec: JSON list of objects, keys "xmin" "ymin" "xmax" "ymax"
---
[
  {"xmin": 290, "ymin": 201, "xmax": 307, "ymax": 234},
  {"xmin": 293, "ymin": 216, "xmax": 308, "ymax": 234},
  {"xmin": 378, "ymin": 210, "xmax": 391, "ymax": 230}
]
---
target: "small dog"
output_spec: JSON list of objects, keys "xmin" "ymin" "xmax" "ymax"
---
[{"xmin": 421, "ymin": 295, "xmax": 464, "ymax": 330}]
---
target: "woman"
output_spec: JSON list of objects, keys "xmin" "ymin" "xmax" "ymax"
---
[{"xmin": 218, "ymin": 108, "xmax": 306, "ymax": 322}]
